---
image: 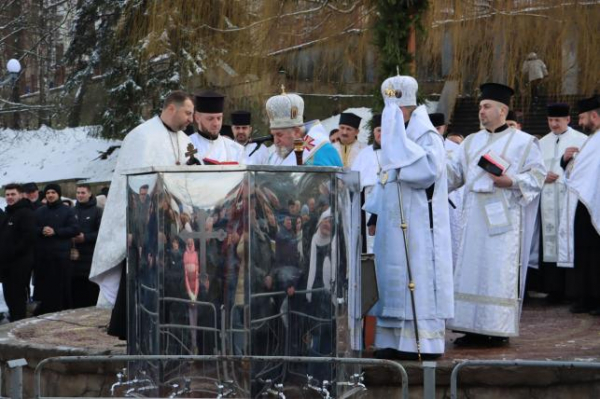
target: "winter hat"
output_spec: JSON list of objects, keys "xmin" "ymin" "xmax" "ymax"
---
[
  {"xmin": 301, "ymin": 204, "xmax": 309, "ymax": 216},
  {"xmin": 44, "ymin": 183, "xmax": 62, "ymax": 197}
]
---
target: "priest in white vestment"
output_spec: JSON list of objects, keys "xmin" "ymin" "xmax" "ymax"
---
[
  {"xmin": 429, "ymin": 112, "xmax": 465, "ymax": 269},
  {"xmin": 352, "ymin": 114, "xmax": 382, "ymax": 254},
  {"xmin": 90, "ymin": 91, "xmax": 194, "ymax": 328},
  {"xmin": 537, "ymin": 103, "xmax": 587, "ymax": 301},
  {"xmin": 264, "ymin": 89, "xmax": 342, "ymax": 167},
  {"xmin": 230, "ymin": 110, "xmax": 270, "ymax": 165},
  {"xmin": 364, "ymin": 75, "xmax": 453, "ymax": 359},
  {"xmin": 189, "ymin": 90, "xmax": 244, "ymax": 164},
  {"xmin": 332, "ymin": 112, "xmax": 366, "ymax": 168},
  {"xmin": 446, "ymin": 83, "xmax": 546, "ymax": 346},
  {"xmin": 558, "ymin": 95, "xmax": 600, "ymax": 314}
]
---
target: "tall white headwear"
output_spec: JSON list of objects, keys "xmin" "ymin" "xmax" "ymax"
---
[
  {"xmin": 379, "ymin": 74, "xmax": 425, "ymax": 171},
  {"xmin": 380, "ymin": 75, "xmax": 418, "ymax": 108},
  {"xmin": 265, "ymin": 87, "xmax": 304, "ymax": 129}
]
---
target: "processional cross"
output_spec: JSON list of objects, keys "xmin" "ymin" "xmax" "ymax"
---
[
  {"xmin": 185, "ymin": 143, "xmax": 201, "ymax": 165},
  {"xmin": 179, "ymin": 209, "xmax": 227, "ymax": 271}
]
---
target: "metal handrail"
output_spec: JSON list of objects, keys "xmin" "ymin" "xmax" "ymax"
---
[
  {"xmin": 34, "ymin": 355, "xmax": 409, "ymax": 398},
  {"xmin": 450, "ymin": 359, "xmax": 600, "ymax": 399}
]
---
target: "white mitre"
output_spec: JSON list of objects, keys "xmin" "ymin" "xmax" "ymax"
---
[
  {"xmin": 381, "ymin": 75, "xmax": 418, "ymax": 107},
  {"xmin": 265, "ymin": 86, "xmax": 305, "ymax": 129}
]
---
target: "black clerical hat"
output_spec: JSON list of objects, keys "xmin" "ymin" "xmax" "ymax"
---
[
  {"xmin": 194, "ymin": 90, "xmax": 225, "ymax": 113},
  {"xmin": 428, "ymin": 113, "xmax": 445, "ymax": 127},
  {"xmin": 220, "ymin": 124, "xmax": 233, "ymax": 139},
  {"xmin": 506, "ymin": 110, "xmax": 517, "ymax": 122},
  {"xmin": 547, "ymin": 103, "xmax": 570, "ymax": 117},
  {"xmin": 479, "ymin": 83, "xmax": 514, "ymax": 106},
  {"xmin": 339, "ymin": 112, "xmax": 361, "ymax": 130},
  {"xmin": 577, "ymin": 95, "xmax": 600, "ymax": 114},
  {"xmin": 231, "ymin": 110, "xmax": 251, "ymax": 126},
  {"xmin": 372, "ymin": 114, "xmax": 382, "ymax": 129}
]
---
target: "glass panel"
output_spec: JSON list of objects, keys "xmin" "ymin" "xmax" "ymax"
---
[{"xmin": 126, "ymin": 168, "xmax": 360, "ymax": 398}]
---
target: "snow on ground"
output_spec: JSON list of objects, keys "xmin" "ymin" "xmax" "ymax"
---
[
  {"xmin": 0, "ymin": 125, "xmax": 121, "ymax": 187},
  {"xmin": 0, "ymin": 196, "xmax": 5, "ymax": 210}
]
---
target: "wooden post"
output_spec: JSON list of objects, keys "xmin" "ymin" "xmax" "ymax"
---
[{"xmin": 408, "ymin": 25, "xmax": 417, "ymax": 76}]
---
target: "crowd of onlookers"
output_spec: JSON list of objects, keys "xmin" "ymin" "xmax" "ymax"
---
[{"xmin": 0, "ymin": 182, "xmax": 106, "ymax": 323}]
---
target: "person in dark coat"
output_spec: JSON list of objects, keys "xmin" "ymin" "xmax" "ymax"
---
[
  {"xmin": 0, "ymin": 184, "xmax": 36, "ymax": 321},
  {"xmin": 71, "ymin": 183, "xmax": 103, "ymax": 308},
  {"xmin": 33, "ymin": 184, "xmax": 79, "ymax": 315},
  {"xmin": 22, "ymin": 182, "xmax": 43, "ymax": 210}
]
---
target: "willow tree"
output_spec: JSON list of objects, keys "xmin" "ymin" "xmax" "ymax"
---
[
  {"xmin": 419, "ymin": 0, "xmax": 600, "ymax": 98},
  {"xmin": 95, "ymin": 0, "xmax": 386, "ymax": 137}
]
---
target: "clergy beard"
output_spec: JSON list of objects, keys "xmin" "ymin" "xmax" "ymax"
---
[
  {"xmin": 198, "ymin": 120, "xmax": 220, "ymax": 139},
  {"xmin": 235, "ymin": 134, "xmax": 249, "ymax": 145},
  {"xmin": 581, "ymin": 123, "xmax": 596, "ymax": 135},
  {"xmin": 276, "ymin": 145, "xmax": 293, "ymax": 159}
]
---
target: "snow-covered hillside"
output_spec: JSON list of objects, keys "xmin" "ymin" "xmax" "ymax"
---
[{"xmin": 0, "ymin": 125, "xmax": 121, "ymax": 187}]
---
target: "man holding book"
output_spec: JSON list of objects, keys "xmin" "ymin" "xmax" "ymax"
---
[{"xmin": 446, "ymin": 83, "xmax": 546, "ymax": 346}]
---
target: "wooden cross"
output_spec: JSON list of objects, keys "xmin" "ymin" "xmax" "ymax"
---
[
  {"xmin": 185, "ymin": 143, "xmax": 197, "ymax": 158},
  {"xmin": 178, "ymin": 209, "xmax": 227, "ymax": 271},
  {"xmin": 185, "ymin": 143, "xmax": 201, "ymax": 165}
]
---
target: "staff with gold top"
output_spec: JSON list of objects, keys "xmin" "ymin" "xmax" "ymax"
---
[{"xmin": 364, "ymin": 73, "xmax": 453, "ymax": 361}]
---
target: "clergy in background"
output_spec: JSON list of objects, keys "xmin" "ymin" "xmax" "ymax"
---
[
  {"xmin": 265, "ymin": 88, "xmax": 342, "ymax": 167},
  {"xmin": 365, "ymin": 75, "xmax": 453, "ymax": 359},
  {"xmin": 90, "ymin": 91, "xmax": 194, "ymax": 338},
  {"xmin": 351, "ymin": 114, "xmax": 382, "ymax": 254},
  {"xmin": 430, "ymin": 112, "xmax": 464, "ymax": 269},
  {"xmin": 189, "ymin": 90, "xmax": 244, "ymax": 164},
  {"xmin": 231, "ymin": 110, "xmax": 269, "ymax": 165},
  {"xmin": 447, "ymin": 83, "xmax": 546, "ymax": 346},
  {"xmin": 506, "ymin": 110, "xmax": 522, "ymax": 130},
  {"xmin": 537, "ymin": 103, "xmax": 586, "ymax": 303},
  {"xmin": 333, "ymin": 112, "xmax": 366, "ymax": 168},
  {"xmin": 558, "ymin": 95, "xmax": 600, "ymax": 314}
]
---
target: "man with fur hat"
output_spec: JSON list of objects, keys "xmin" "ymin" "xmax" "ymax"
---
[
  {"xmin": 536, "ymin": 103, "xmax": 586, "ymax": 303},
  {"xmin": 265, "ymin": 87, "xmax": 342, "ymax": 166},
  {"xmin": 333, "ymin": 112, "xmax": 366, "ymax": 168},
  {"xmin": 557, "ymin": 95, "xmax": 600, "ymax": 314},
  {"xmin": 446, "ymin": 83, "xmax": 546, "ymax": 346},
  {"xmin": 189, "ymin": 90, "xmax": 244, "ymax": 164},
  {"xmin": 364, "ymin": 75, "xmax": 453, "ymax": 359}
]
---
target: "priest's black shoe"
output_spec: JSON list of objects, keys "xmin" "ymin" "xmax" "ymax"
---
[
  {"xmin": 487, "ymin": 336, "xmax": 510, "ymax": 347},
  {"xmin": 453, "ymin": 333, "xmax": 488, "ymax": 347},
  {"xmin": 374, "ymin": 348, "xmax": 441, "ymax": 361}
]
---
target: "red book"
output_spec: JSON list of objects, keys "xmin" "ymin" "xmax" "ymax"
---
[
  {"xmin": 202, "ymin": 158, "xmax": 239, "ymax": 166},
  {"xmin": 478, "ymin": 151, "xmax": 509, "ymax": 176}
]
